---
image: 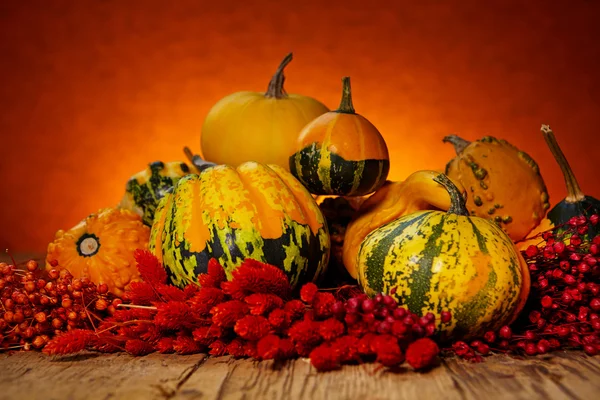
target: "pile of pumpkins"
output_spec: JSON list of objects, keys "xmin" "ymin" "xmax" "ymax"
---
[{"xmin": 46, "ymin": 54, "xmax": 599, "ymax": 339}]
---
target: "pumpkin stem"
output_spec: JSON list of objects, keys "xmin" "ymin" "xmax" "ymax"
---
[
  {"xmin": 443, "ymin": 135, "xmax": 471, "ymax": 155},
  {"xmin": 335, "ymin": 76, "xmax": 356, "ymax": 114},
  {"xmin": 265, "ymin": 52, "xmax": 293, "ymax": 99},
  {"xmin": 541, "ymin": 124, "xmax": 585, "ymax": 203},
  {"xmin": 183, "ymin": 146, "xmax": 217, "ymax": 173},
  {"xmin": 433, "ymin": 174, "xmax": 469, "ymax": 216}
]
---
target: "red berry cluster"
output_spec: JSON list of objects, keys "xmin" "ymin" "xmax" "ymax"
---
[
  {"xmin": 450, "ymin": 215, "xmax": 600, "ymax": 360},
  {"xmin": 42, "ymin": 250, "xmax": 445, "ymax": 371},
  {"xmin": 0, "ymin": 259, "xmax": 115, "ymax": 352}
]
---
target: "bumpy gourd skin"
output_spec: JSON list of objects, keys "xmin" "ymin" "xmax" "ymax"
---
[
  {"xmin": 356, "ymin": 174, "xmax": 530, "ymax": 340},
  {"xmin": 444, "ymin": 135, "xmax": 549, "ymax": 242},
  {"xmin": 341, "ymin": 170, "xmax": 466, "ymax": 279}
]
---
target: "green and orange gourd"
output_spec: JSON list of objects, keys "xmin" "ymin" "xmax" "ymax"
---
[
  {"xmin": 289, "ymin": 77, "xmax": 390, "ymax": 196},
  {"xmin": 149, "ymin": 159, "xmax": 330, "ymax": 289},
  {"xmin": 356, "ymin": 173, "xmax": 530, "ymax": 339}
]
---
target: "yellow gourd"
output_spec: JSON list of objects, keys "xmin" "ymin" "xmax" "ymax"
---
[
  {"xmin": 201, "ymin": 53, "xmax": 330, "ymax": 170},
  {"xmin": 342, "ymin": 170, "xmax": 466, "ymax": 278}
]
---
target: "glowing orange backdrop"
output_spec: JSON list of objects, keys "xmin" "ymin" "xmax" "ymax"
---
[{"xmin": 1, "ymin": 0, "xmax": 599, "ymax": 253}]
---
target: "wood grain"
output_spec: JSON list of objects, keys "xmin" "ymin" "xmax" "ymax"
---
[{"xmin": 1, "ymin": 351, "xmax": 599, "ymax": 400}]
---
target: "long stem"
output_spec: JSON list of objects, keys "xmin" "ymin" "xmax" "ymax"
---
[
  {"xmin": 442, "ymin": 135, "xmax": 471, "ymax": 155},
  {"xmin": 335, "ymin": 77, "xmax": 356, "ymax": 114},
  {"xmin": 540, "ymin": 125, "xmax": 585, "ymax": 203},
  {"xmin": 433, "ymin": 174, "xmax": 469, "ymax": 216},
  {"xmin": 265, "ymin": 53, "xmax": 293, "ymax": 99}
]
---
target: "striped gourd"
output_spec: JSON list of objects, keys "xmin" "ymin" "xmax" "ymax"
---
[
  {"xmin": 119, "ymin": 161, "xmax": 191, "ymax": 226},
  {"xmin": 356, "ymin": 174, "xmax": 530, "ymax": 339},
  {"xmin": 289, "ymin": 77, "xmax": 389, "ymax": 197},
  {"xmin": 149, "ymin": 161, "xmax": 330, "ymax": 289}
]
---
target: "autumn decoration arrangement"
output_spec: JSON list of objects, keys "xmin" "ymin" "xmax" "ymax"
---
[{"xmin": 2, "ymin": 53, "xmax": 599, "ymax": 372}]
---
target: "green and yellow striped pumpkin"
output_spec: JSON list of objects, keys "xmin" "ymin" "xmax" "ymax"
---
[
  {"xmin": 149, "ymin": 161, "xmax": 330, "ymax": 289},
  {"xmin": 356, "ymin": 174, "xmax": 530, "ymax": 339},
  {"xmin": 119, "ymin": 161, "xmax": 191, "ymax": 226},
  {"xmin": 289, "ymin": 77, "xmax": 389, "ymax": 197}
]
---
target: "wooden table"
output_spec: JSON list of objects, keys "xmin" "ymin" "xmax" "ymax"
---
[{"xmin": 1, "ymin": 351, "xmax": 599, "ymax": 400}]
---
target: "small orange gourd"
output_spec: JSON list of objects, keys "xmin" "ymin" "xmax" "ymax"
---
[
  {"xmin": 45, "ymin": 208, "xmax": 150, "ymax": 296},
  {"xmin": 443, "ymin": 135, "xmax": 549, "ymax": 242}
]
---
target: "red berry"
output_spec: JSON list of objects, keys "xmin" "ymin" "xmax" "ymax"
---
[
  {"xmin": 483, "ymin": 331, "xmax": 496, "ymax": 343},
  {"xmin": 563, "ymin": 274, "xmax": 577, "ymax": 286},
  {"xmin": 584, "ymin": 345, "xmax": 598, "ymax": 356},
  {"xmin": 525, "ymin": 245, "xmax": 539, "ymax": 258},
  {"xmin": 590, "ymin": 214, "xmax": 599, "ymax": 225},
  {"xmin": 571, "ymin": 235, "xmax": 582, "ymax": 247},
  {"xmin": 590, "ymin": 298, "xmax": 600, "ymax": 311},
  {"xmin": 499, "ymin": 326, "xmax": 512, "ymax": 339},
  {"xmin": 525, "ymin": 342, "xmax": 537, "ymax": 356},
  {"xmin": 393, "ymin": 307, "xmax": 407, "ymax": 320},
  {"xmin": 361, "ymin": 299, "xmax": 375, "ymax": 313},
  {"xmin": 536, "ymin": 340, "xmax": 550, "ymax": 354},
  {"xmin": 541, "ymin": 295, "xmax": 553, "ymax": 308},
  {"xmin": 553, "ymin": 242, "xmax": 566, "ymax": 254},
  {"xmin": 476, "ymin": 343, "xmax": 490, "ymax": 355},
  {"xmin": 440, "ymin": 311, "xmax": 452, "ymax": 323}
]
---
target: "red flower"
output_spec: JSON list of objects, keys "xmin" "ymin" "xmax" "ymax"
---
[
  {"xmin": 106, "ymin": 308, "xmax": 155, "ymax": 323},
  {"xmin": 189, "ymin": 287, "xmax": 227, "ymax": 316},
  {"xmin": 226, "ymin": 338, "xmax": 246, "ymax": 358},
  {"xmin": 155, "ymin": 301, "xmax": 195, "ymax": 330},
  {"xmin": 183, "ymin": 283, "xmax": 200, "ymax": 299},
  {"xmin": 406, "ymin": 338, "xmax": 440, "ymax": 370},
  {"xmin": 278, "ymin": 338, "xmax": 296, "ymax": 358},
  {"xmin": 300, "ymin": 283, "xmax": 318, "ymax": 303},
  {"xmin": 173, "ymin": 335, "xmax": 204, "ymax": 355},
  {"xmin": 357, "ymin": 333, "xmax": 377, "ymax": 356},
  {"xmin": 312, "ymin": 292, "xmax": 336, "ymax": 319},
  {"xmin": 125, "ymin": 339, "xmax": 155, "ymax": 356},
  {"xmin": 330, "ymin": 335, "xmax": 359, "ymax": 363},
  {"xmin": 209, "ymin": 340, "xmax": 229, "ymax": 356},
  {"xmin": 192, "ymin": 325, "xmax": 227, "ymax": 346},
  {"xmin": 43, "ymin": 329, "xmax": 94, "ymax": 355},
  {"xmin": 319, "ymin": 318, "xmax": 345, "ymax": 341},
  {"xmin": 134, "ymin": 249, "xmax": 167, "ymax": 285},
  {"xmin": 210, "ymin": 300, "xmax": 249, "ymax": 328},
  {"xmin": 288, "ymin": 320, "xmax": 322, "ymax": 348},
  {"xmin": 283, "ymin": 300, "xmax": 306, "ymax": 322},
  {"xmin": 156, "ymin": 337, "xmax": 175, "ymax": 354},
  {"xmin": 234, "ymin": 315, "xmax": 271, "ymax": 341},
  {"xmin": 267, "ymin": 308, "xmax": 287, "ymax": 330},
  {"xmin": 309, "ymin": 344, "xmax": 340, "ymax": 371},
  {"xmin": 245, "ymin": 293, "xmax": 284, "ymax": 316},
  {"xmin": 222, "ymin": 259, "xmax": 291, "ymax": 300},
  {"xmin": 243, "ymin": 341, "xmax": 258, "ymax": 358},
  {"xmin": 257, "ymin": 334, "xmax": 281, "ymax": 360},
  {"xmin": 198, "ymin": 258, "xmax": 227, "ymax": 288},
  {"xmin": 123, "ymin": 282, "xmax": 159, "ymax": 305},
  {"xmin": 156, "ymin": 284, "xmax": 186, "ymax": 302},
  {"xmin": 376, "ymin": 340, "xmax": 404, "ymax": 367}
]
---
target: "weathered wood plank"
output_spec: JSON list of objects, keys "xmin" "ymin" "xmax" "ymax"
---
[
  {"xmin": 0, "ymin": 351, "xmax": 207, "ymax": 400},
  {"xmin": 1, "ymin": 351, "xmax": 599, "ymax": 400}
]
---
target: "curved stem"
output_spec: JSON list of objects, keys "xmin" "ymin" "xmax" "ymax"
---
[
  {"xmin": 540, "ymin": 124, "xmax": 585, "ymax": 203},
  {"xmin": 433, "ymin": 174, "xmax": 469, "ymax": 216},
  {"xmin": 265, "ymin": 52, "xmax": 293, "ymax": 99},
  {"xmin": 183, "ymin": 146, "xmax": 217, "ymax": 173},
  {"xmin": 442, "ymin": 135, "xmax": 471, "ymax": 155},
  {"xmin": 335, "ymin": 76, "xmax": 356, "ymax": 114}
]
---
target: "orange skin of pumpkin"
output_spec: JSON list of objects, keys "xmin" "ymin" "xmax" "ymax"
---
[
  {"xmin": 295, "ymin": 111, "xmax": 389, "ymax": 162},
  {"xmin": 444, "ymin": 136, "xmax": 549, "ymax": 243},
  {"xmin": 342, "ymin": 170, "xmax": 466, "ymax": 279}
]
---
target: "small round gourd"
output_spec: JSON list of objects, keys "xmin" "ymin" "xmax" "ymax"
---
[
  {"xmin": 356, "ymin": 174, "xmax": 530, "ymax": 340},
  {"xmin": 289, "ymin": 77, "xmax": 390, "ymax": 196}
]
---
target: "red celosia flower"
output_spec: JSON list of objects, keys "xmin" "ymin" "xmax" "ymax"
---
[
  {"xmin": 222, "ymin": 259, "xmax": 291, "ymax": 299},
  {"xmin": 134, "ymin": 249, "xmax": 167, "ymax": 285},
  {"xmin": 234, "ymin": 315, "xmax": 271, "ymax": 341},
  {"xmin": 283, "ymin": 300, "xmax": 306, "ymax": 322},
  {"xmin": 319, "ymin": 318, "xmax": 345, "ymax": 341},
  {"xmin": 406, "ymin": 338, "xmax": 440, "ymax": 370},
  {"xmin": 357, "ymin": 333, "xmax": 378, "ymax": 356},
  {"xmin": 226, "ymin": 338, "xmax": 246, "ymax": 358},
  {"xmin": 189, "ymin": 287, "xmax": 228, "ymax": 316},
  {"xmin": 309, "ymin": 344, "xmax": 341, "ymax": 371},
  {"xmin": 288, "ymin": 319, "xmax": 322, "ymax": 348},
  {"xmin": 183, "ymin": 284, "xmax": 200, "ymax": 299},
  {"xmin": 156, "ymin": 337, "xmax": 175, "ymax": 354},
  {"xmin": 139, "ymin": 325, "xmax": 162, "ymax": 344},
  {"xmin": 173, "ymin": 335, "xmax": 205, "ymax": 355},
  {"xmin": 330, "ymin": 335, "xmax": 359, "ymax": 363},
  {"xmin": 312, "ymin": 292, "xmax": 336, "ymax": 319},
  {"xmin": 198, "ymin": 258, "xmax": 227, "ymax": 288},
  {"xmin": 106, "ymin": 308, "xmax": 156, "ymax": 323},
  {"xmin": 192, "ymin": 325, "xmax": 227, "ymax": 345},
  {"xmin": 210, "ymin": 300, "xmax": 249, "ymax": 328},
  {"xmin": 376, "ymin": 341, "xmax": 404, "ymax": 367},
  {"xmin": 300, "ymin": 283, "xmax": 319, "ymax": 303},
  {"xmin": 123, "ymin": 281, "xmax": 159, "ymax": 305},
  {"xmin": 209, "ymin": 340, "xmax": 229, "ymax": 356},
  {"xmin": 278, "ymin": 338, "xmax": 296, "ymax": 358},
  {"xmin": 245, "ymin": 293, "xmax": 284, "ymax": 315},
  {"xmin": 43, "ymin": 329, "xmax": 94, "ymax": 355},
  {"xmin": 88, "ymin": 335, "xmax": 122, "ymax": 353},
  {"xmin": 243, "ymin": 341, "xmax": 258, "ymax": 358},
  {"xmin": 125, "ymin": 339, "xmax": 155, "ymax": 356},
  {"xmin": 156, "ymin": 284, "xmax": 186, "ymax": 302},
  {"xmin": 257, "ymin": 334, "xmax": 281, "ymax": 360},
  {"xmin": 347, "ymin": 322, "xmax": 369, "ymax": 338},
  {"xmin": 267, "ymin": 308, "xmax": 287, "ymax": 330},
  {"xmin": 155, "ymin": 301, "xmax": 196, "ymax": 330}
]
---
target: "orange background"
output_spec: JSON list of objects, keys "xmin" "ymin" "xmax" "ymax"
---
[{"xmin": 1, "ymin": 0, "xmax": 599, "ymax": 253}]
